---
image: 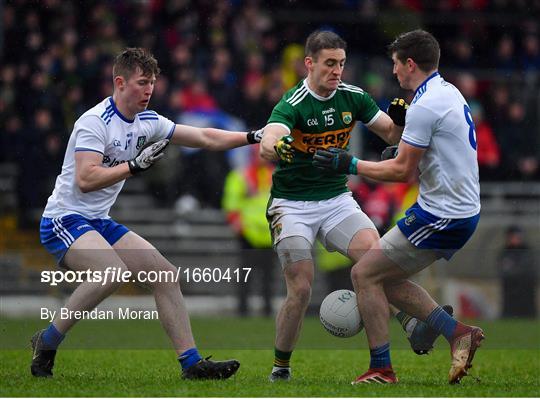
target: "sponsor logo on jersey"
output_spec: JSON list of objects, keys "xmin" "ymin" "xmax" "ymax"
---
[
  {"xmin": 307, "ymin": 118, "xmax": 319, "ymax": 126},
  {"xmin": 322, "ymin": 107, "xmax": 335, "ymax": 115},
  {"xmin": 291, "ymin": 126, "xmax": 354, "ymax": 154},
  {"xmin": 136, "ymin": 136, "xmax": 147, "ymax": 150},
  {"xmin": 342, "ymin": 112, "xmax": 352, "ymax": 124},
  {"xmin": 102, "ymin": 156, "xmax": 128, "ymax": 167}
]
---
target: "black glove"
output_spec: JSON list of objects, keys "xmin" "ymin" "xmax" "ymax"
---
[
  {"xmin": 274, "ymin": 135, "xmax": 295, "ymax": 163},
  {"xmin": 312, "ymin": 148, "xmax": 358, "ymax": 175},
  {"xmin": 128, "ymin": 139, "xmax": 169, "ymax": 175},
  {"xmin": 387, "ymin": 98, "xmax": 409, "ymax": 127},
  {"xmin": 381, "ymin": 145, "xmax": 399, "ymax": 160},
  {"xmin": 247, "ymin": 128, "xmax": 264, "ymax": 144}
]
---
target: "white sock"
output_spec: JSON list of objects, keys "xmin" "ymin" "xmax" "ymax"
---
[{"xmin": 405, "ymin": 318, "xmax": 418, "ymax": 337}]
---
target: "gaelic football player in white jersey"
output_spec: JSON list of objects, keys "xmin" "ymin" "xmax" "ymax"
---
[
  {"xmin": 32, "ymin": 48, "xmax": 263, "ymax": 379},
  {"xmin": 314, "ymin": 30, "xmax": 483, "ymax": 384}
]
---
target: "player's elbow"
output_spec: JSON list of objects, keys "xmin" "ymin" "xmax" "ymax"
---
[
  {"xmin": 395, "ymin": 166, "xmax": 415, "ymax": 182},
  {"xmin": 202, "ymin": 131, "xmax": 225, "ymax": 151},
  {"xmin": 76, "ymin": 173, "xmax": 95, "ymax": 193},
  {"xmin": 77, "ymin": 179, "xmax": 93, "ymax": 193}
]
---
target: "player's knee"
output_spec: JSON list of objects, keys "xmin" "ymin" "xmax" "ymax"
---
[{"xmin": 350, "ymin": 263, "xmax": 373, "ymax": 287}]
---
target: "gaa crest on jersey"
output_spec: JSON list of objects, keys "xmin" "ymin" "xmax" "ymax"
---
[
  {"xmin": 136, "ymin": 136, "xmax": 147, "ymax": 150},
  {"xmin": 342, "ymin": 112, "xmax": 352, "ymax": 124},
  {"xmin": 404, "ymin": 212, "xmax": 416, "ymax": 226}
]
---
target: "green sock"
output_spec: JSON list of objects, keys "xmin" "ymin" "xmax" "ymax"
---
[{"xmin": 274, "ymin": 348, "xmax": 292, "ymax": 368}]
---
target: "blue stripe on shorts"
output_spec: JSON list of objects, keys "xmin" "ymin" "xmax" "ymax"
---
[
  {"xmin": 396, "ymin": 203, "xmax": 479, "ymax": 260},
  {"xmin": 40, "ymin": 214, "xmax": 129, "ymax": 263}
]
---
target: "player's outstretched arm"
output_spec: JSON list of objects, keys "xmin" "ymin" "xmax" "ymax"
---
[
  {"xmin": 170, "ymin": 124, "xmax": 262, "ymax": 150},
  {"xmin": 313, "ymin": 140, "xmax": 424, "ymax": 182},
  {"xmin": 367, "ymin": 112, "xmax": 403, "ymax": 145}
]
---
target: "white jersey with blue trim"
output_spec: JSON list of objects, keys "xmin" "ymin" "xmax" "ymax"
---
[
  {"xmin": 43, "ymin": 97, "xmax": 175, "ymax": 219},
  {"xmin": 401, "ymin": 72, "xmax": 480, "ymax": 219}
]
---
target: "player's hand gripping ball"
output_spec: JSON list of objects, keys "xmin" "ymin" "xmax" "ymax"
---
[
  {"xmin": 320, "ymin": 289, "xmax": 363, "ymax": 338},
  {"xmin": 387, "ymin": 98, "xmax": 409, "ymax": 127},
  {"xmin": 274, "ymin": 135, "xmax": 295, "ymax": 163}
]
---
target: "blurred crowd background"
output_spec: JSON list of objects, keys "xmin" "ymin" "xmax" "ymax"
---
[
  {"xmin": 0, "ymin": 1, "xmax": 538, "ymax": 318},
  {"xmin": 1, "ymin": 0, "xmax": 540, "ymax": 219}
]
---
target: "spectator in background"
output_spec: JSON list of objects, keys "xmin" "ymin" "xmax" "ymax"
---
[
  {"xmin": 281, "ymin": 43, "xmax": 305, "ymax": 89},
  {"xmin": 232, "ymin": 1, "xmax": 273, "ymax": 56},
  {"xmin": 521, "ymin": 34, "xmax": 540, "ymax": 72},
  {"xmin": 351, "ymin": 176, "xmax": 397, "ymax": 234},
  {"xmin": 178, "ymin": 78, "xmax": 217, "ymax": 112},
  {"xmin": 222, "ymin": 146, "xmax": 276, "ymax": 317},
  {"xmin": 494, "ymin": 35, "xmax": 517, "ymax": 73},
  {"xmin": 240, "ymin": 73, "xmax": 272, "ymax": 129},
  {"xmin": 361, "ymin": 73, "xmax": 392, "ymax": 156},
  {"xmin": 506, "ymin": 100, "xmax": 538, "ymax": 179},
  {"xmin": 498, "ymin": 226, "xmax": 537, "ymax": 318},
  {"xmin": 470, "ymin": 101, "xmax": 501, "ymax": 180},
  {"xmin": 454, "ymin": 72, "xmax": 478, "ymax": 101},
  {"xmin": 452, "ymin": 37, "xmax": 475, "ymax": 69},
  {"xmin": 208, "ymin": 47, "xmax": 239, "ymax": 115}
]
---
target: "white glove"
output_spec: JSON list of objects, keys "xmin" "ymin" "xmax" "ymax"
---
[
  {"xmin": 128, "ymin": 139, "xmax": 169, "ymax": 174},
  {"xmin": 247, "ymin": 128, "xmax": 264, "ymax": 144}
]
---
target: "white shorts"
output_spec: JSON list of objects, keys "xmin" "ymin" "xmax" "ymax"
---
[
  {"xmin": 380, "ymin": 226, "xmax": 441, "ymax": 274},
  {"xmin": 267, "ymin": 192, "xmax": 376, "ymax": 250}
]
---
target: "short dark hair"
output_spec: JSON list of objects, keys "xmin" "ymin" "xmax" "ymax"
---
[
  {"xmin": 112, "ymin": 48, "xmax": 160, "ymax": 80},
  {"xmin": 305, "ymin": 30, "xmax": 347, "ymax": 59},
  {"xmin": 388, "ymin": 30, "xmax": 440, "ymax": 72}
]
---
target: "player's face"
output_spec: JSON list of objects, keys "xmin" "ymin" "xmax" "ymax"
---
[
  {"xmin": 117, "ymin": 68, "xmax": 156, "ymax": 115},
  {"xmin": 392, "ymin": 53, "xmax": 411, "ymax": 90},
  {"xmin": 307, "ymin": 48, "xmax": 346, "ymax": 95}
]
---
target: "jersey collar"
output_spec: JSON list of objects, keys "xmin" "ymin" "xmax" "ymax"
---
[
  {"xmin": 303, "ymin": 79, "xmax": 337, "ymax": 101},
  {"xmin": 413, "ymin": 71, "xmax": 440, "ymax": 97},
  {"xmin": 108, "ymin": 97, "xmax": 135, "ymax": 123}
]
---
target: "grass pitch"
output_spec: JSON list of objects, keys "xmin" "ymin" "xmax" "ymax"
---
[{"xmin": 1, "ymin": 317, "xmax": 539, "ymax": 397}]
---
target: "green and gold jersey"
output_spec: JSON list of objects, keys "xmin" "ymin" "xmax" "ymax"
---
[{"xmin": 268, "ymin": 79, "xmax": 381, "ymax": 200}]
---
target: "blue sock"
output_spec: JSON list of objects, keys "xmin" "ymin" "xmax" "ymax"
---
[
  {"xmin": 178, "ymin": 347, "xmax": 202, "ymax": 370},
  {"xmin": 369, "ymin": 342, "xmax": 391, "ymax": 369},
  {"xmin": 41, "ymin": 323, "xmax": 65, "ymax": 350},
  {"xmin": 426, "ymin": 306, "xmax": 457, "ymax": 341}
]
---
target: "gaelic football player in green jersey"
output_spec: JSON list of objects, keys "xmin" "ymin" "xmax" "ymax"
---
[{"xmin": 260, "ymin": 30, "xmax": 452, "ymax": 382}]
